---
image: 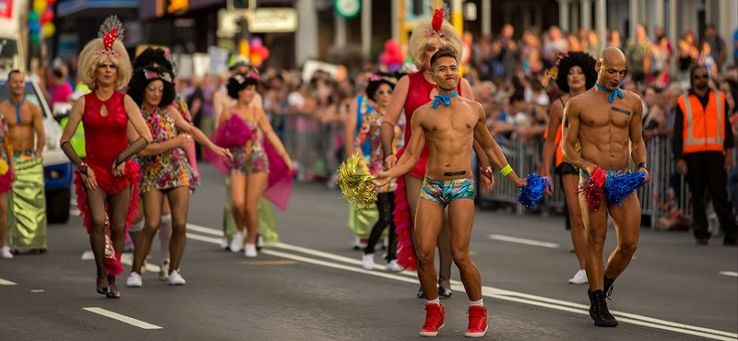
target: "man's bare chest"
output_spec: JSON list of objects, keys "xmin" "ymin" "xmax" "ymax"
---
[
  {"xmin": 425, "ymin": 109, "xmax": 475, "ymax": 133},
  {"xmin": 580, "ymin": 102, "xmax": 634, "ymax": 129},
  {"xmin": 0, "ymin": 103, "xmax": 33, "ymax": 126}
]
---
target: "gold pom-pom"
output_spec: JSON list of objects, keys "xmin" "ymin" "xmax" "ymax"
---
[{"xmin": 337, "ymin": 154, "xmax": 378, "ymax": 208}]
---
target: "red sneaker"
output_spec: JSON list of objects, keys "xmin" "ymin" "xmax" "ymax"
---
[
  {"xmin": 419, "ymin": 303, "xmax": 445, "ymax": 337},
  {"xmin": 465, "ymin": 305, "xmax": 488, "ymax": 337}
]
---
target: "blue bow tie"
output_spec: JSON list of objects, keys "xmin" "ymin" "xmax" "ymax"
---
[
  {"xmin": 595, "ymin": 83, "xmax": 624, "ymax": 104},
  {"xmin": 431, "ymin": 92, "xmax": 458, "ymax": 109}
]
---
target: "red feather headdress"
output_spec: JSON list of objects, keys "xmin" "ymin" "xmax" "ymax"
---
[
  {"xmin": 426, "ymin": 0, "xmax": 450, "ymax": 39},
  {"xmin": 96, "ymin": 16, "xmax": 125, "ymax": 58}
]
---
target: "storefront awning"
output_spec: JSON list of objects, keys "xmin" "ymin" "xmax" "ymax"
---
[{"xmin": 57, "ymin": 0, "xmax": 138, "ymax": 17}]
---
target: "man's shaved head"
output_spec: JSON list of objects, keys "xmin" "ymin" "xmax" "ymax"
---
[
  {"xmin": 595, "ymin": 47, "xmax": 627, "ymax": 91},
  {"xmin": 600, "ymin": 47, "xmax": 626, "ymax": 65}
]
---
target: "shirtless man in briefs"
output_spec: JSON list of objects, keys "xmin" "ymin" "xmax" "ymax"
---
[
  {"xmin": 562, "ymin": 47, "xmax": 650, "ymax": 327},
  {"xmin": 376, "ymin": 47, "xmax": 524, "ymax": 338}
]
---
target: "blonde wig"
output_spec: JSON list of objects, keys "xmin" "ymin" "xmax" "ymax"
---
[
  {"xmin": 77, "ymin": 38, "xmax": 131, "ymax": 90},
  {"xmin": 408, "ymin": 19, "xmax": 461, "ymax": 70}
]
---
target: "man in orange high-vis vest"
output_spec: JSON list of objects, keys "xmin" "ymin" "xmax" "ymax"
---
[{"xmin": 673, "ymin": 65, "xmax": 736, "ymax": 246}]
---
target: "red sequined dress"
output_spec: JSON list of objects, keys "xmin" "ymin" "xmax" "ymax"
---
[{"xmin": 74, "ymin": 92, "xmax": 141, "ymax": 276}]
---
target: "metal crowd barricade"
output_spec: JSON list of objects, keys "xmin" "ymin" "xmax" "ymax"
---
[{"xmin": 479, "ymin": 135, "xmax": 691, "ymax": 228}]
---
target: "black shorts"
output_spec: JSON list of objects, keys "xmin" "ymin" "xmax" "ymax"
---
[{"xmin": 555, "ymin": 162, "xmax": 579, "ymax": 175}]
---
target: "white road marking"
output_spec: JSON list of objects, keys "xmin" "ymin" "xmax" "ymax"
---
[
  {"xmin": 0, "ymin": 277, "xmax": 18, "ymax": 285},
  {"xmin": 187, "ymin": 224, "xmax": 394, "ymax": 272},
  {"xmin": 719, "ymin": 271, "xmax": 738, "ymax": 278},
  {"xmin": 487, "ymin": 234, "xmax": 560, "ymax": 248},
  {"xmin": 82, "ymin": 307, "xmax": 162, "ymax": 329},
  {"xmin": 31, "ymin": 289, "xmax": 44, "ymax": 293},
  {"xmin": 81, "ymin": 251, "xmax": 160, "ymax": 273},
  {"xmin": 183, "ymin": 224, "xmax": 737, "ymax": 341},
  {"xmin": 186, "ymin": 224, "xmax": 222, "ymax": 236}
]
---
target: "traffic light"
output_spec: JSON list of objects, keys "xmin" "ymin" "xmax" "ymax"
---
[
  {"xmin": 167, "ymin": 0, "xmax": 188, "ymax": 14},
  {"xmin": 412, "ymin": 0, "xmax": 424, "ymax": 16},
  {"xmin": 230, "ymin": 0, "xmax": 250, "ymax": 9}
]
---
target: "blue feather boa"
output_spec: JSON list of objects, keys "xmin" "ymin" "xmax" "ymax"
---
[{"xmin": 517, "ymin": 173, "xmax": 550, "ymax": 209}]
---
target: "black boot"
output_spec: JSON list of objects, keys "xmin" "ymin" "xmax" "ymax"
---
[
  {"xmin": 603, "ymin": 277, "xmax": 615, "ymax": 299},
  {"xmin": 588, "ymin": 289, "xmax": 618, "ymax": 327}
]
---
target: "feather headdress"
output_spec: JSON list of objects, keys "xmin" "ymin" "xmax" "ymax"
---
[{"xmin": 97, "ymin": 16, "xmax": 125, "ymax": 57}]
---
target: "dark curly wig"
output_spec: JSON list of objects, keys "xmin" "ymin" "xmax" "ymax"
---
[
  {"xmin": 127, "ymin": 65, "xmax": 176, "ymax": 108},
  {"xmin": 555, "ymin": 52, "xmax": 597, "ymax": 93},
  {"xmin": 227, "ymin": 73, "xmax": 259, "ymax": 99},
  {"xmin": 132, "ymin": 47, "xmax": 176, "ymax": 76},
  {"xmin": 365, "ymin": 79, "xmax": 396, "ymax": 102}
]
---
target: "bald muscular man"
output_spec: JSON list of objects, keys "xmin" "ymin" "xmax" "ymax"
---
[{"xmin": 563, "ymin": 47, "xmax": 650, "ymax": 327}]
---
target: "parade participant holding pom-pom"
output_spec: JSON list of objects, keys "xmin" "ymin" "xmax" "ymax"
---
[{"xmin": 562, "ymin": 47, "xmax": 649, "ymax": 328}]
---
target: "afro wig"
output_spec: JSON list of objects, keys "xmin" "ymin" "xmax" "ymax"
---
[
  {"xmin": 555, "ymin": 52, "xmax": 597, "ymax": 93},
  {"xmin": 227, "ymin": 73, "xmax": 259, "ymax": 99},
  {"xmin": 366, "ymin": 76, "xmax": 395, "ymax": 101},
  {"xmin": 127, "ymin": 65, "xmax": 176, "ymax": 108},
  {"xmin": 132, "ymin": 47, "xmax": 176, "ymax": 76}
]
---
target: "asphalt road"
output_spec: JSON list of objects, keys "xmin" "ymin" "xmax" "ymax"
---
[{"xmin": 1, "ymin": 164, "xmax": 736, "ymax": 340}]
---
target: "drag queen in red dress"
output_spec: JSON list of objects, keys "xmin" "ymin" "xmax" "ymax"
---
[{"xmin": 60, "ymin": 16, "xmax": 153, "ymax": 298}]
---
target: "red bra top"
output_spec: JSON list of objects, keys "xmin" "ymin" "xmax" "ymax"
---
[
  {"xmin": 402, "ymin": 71, "xmax": 462, "ymax": 145},
  {"xmin": 83, "ymin": 92, "xmax": 129, "ymax": 168}
]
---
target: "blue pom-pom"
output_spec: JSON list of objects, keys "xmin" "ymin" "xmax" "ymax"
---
[
  {"xmin": 605, "ymin": 172, "xmax": 645, "ymax": 205},
  {"xmin": 517, "ymin": 173, "xmax": 550, "ymax": 209}
]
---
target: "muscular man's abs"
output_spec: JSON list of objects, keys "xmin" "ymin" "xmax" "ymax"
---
[
  {"xmin": 8, "ymin": 112, "xmax": 37, "ymax": 152},
  {"xmin": 421, "ymin": 106, "xmax": 477, "ymax": 180},
  {"xmin": 577, "ymin": 94, "xmax": 636, "ymax": 170}
]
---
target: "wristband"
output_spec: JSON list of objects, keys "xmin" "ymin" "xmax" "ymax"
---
[
  {"xmin": 78, "ymin": 162, "xmax": 89, "ymax": 175},
  {"xmin": 500, "ymin": 164, "xmax": 513, "ymax": 176},
  {"xmin": 636, "ymin": 162, "xmax": 647, "ymax": 170}
]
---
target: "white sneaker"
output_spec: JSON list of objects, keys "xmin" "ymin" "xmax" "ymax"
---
[
  {"xmin": 220, "ymin": 237, "xmax": 229, "ymax": 250},
  {"xmin": 1, "ymin": 246, "xmax": 13, "ymax": 259},
  {"xmin": 168, "ymin": 270, "xmax": 186, "ymax": 286},
  {"xmin": 230, "ymin": 231, "xmax": 245, "ymax": 253},
  {"xmin": 568, "ymin": 269, "xmax": 588, "ymax": 285},
  {"xmin": 244, "ymin": 243, "xmax": 257, "ymax": 258},
  {"xmin": 361, "ymin": 254, "xmax": 374, "ymax": 270},
  {"xmin": 126, "ymin": 272, "xmax": 143, "ymax": 287},
  {"xmin": 385, "ymin": 260, "xmax": 402, "ymax": 272},
  {"xmin": 158, "ymin": 260, "xmax": 170, "ymax": 281}
]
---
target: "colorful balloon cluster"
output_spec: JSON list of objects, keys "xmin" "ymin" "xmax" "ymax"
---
[
  {"xmin": 379, "ymin": 39, "xmax": 404, "ymax": 72},
  {"xmin": 28, "ymin": 0, "xmax": 57, "ymax": 45},
  {"xmin": 248, "ymin": 37, "xmax": 270, "ymax": 67}
]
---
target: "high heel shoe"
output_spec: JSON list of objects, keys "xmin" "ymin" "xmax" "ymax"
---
[
  {"xmin": 96, "ymin": 277, "xmax": 109, "ymax": 295},
  {"xmin": 106, "ymin": 289, "xmax": 121, "ymax": 299},
  {"xmin": 106, "ymin": 276, "xmax": 120, "ymax": 299}
]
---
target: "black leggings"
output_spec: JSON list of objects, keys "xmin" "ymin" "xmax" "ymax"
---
[{"xmin": 363, "ymin": 192, "xmax": 397, "ymax": 261}]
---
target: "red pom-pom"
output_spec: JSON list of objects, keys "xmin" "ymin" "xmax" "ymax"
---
[
  {"xmin": 432, "ymin": 8, "xmax": 444, "ymax": 32},
  {"xmin": 581, "ymin": 167, "xmax": 606, "ymax": 211}
]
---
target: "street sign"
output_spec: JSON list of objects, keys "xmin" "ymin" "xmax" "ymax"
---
[
  {"xmin": 217, "ymin": 9, "xmax": 247, "ymax": 38},
  {"xmin": 334, "ymin": 0, "xmax": 360, "ymax": 19},
  {"xmin": 249, "ymin": 8, "xmax": 298, "ymax": 32},
  {"xmin": 217, "ymin": 8, "xmax": 298, "ymax": 38}
]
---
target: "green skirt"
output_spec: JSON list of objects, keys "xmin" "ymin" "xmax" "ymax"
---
[
  {"xmin": 348, "ymin": 205, "xmax": 378, "ymax": 238},
  {"xmin": 223, "ymin": 178, "xmax": 279, "ymax": 245},
  {"xmin": 8, "ymin": 157, "xmax": 47, "ymax": 250}
]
